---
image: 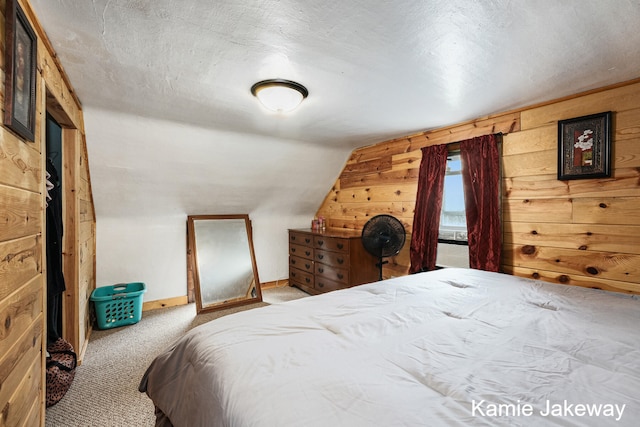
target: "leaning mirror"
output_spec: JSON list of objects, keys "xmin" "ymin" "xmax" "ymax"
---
[{"xmin": 187, "ymin": 214, "xmax": 262, "ymax": 313}]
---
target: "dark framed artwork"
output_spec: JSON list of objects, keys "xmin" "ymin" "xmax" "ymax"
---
[
  {"xmin": 3, "ymin": 0, "xmax": 38, "ymax": 142},
  {"xmin": 557, "ymin": 111, "xmax": 612, "ymax": 180}
]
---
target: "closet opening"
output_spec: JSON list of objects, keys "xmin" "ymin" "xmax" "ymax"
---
[{"xmin": 45, "ymin": 113, "xmax": 65, "ymax": 346}]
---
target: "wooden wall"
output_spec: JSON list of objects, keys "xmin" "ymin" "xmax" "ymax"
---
[
  {"xmin": 0, "ymin": 0, "xmax": 95, "ymax": 425},
  {"xmin": 316, "ymin": 79, "xmax": 640, "ymax": 294}
]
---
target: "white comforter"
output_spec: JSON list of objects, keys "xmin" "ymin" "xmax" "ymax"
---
[{"xmin": 140, "ymin": 268, "xmax": 640, "ymax": 426}]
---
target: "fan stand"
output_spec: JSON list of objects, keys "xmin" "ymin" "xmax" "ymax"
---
[
  {"xmin": 375, "ymin": 254, "xmax": 388, "ymax": 281},
  {"xmin": 375, "ymin": 238, "xmax": 390, "ymax": 281}
]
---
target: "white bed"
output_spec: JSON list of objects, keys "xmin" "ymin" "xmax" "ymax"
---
[{"xmin": 139, "ymin": 268, "xmax": 640, "ymax": 426}]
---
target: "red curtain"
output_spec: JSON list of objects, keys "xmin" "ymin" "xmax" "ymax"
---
[
  {"xmin": 409, "ymin": 144, "xmax": 448, "ymax": 273},
  {"xmin": 460, "ymin": 134, "xmax": 501, "ymax": 272}
]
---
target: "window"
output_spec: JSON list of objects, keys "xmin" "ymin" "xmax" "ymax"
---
[
  {"xmin": 439, "ymin": 153, "xmax": 467, "ymax": 244},
  {"xmin": 437, "ymin": 152, "xmax": 469, "ymax": 268}
]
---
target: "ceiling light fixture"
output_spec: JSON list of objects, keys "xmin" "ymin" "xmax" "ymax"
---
[{"xmin": 251, "ymin": 79, "xmax": 308, "ymax": 113}]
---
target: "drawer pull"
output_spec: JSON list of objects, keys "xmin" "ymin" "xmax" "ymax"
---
[
  {"xmin": 317, "ymin": 254, "xmax": 324, "ymax": 260},
  {"xmin": 291, "ymin": 247, "xmax": 296, "ymax": 253},
  {"xmin": 337, "ymin": 243, "xmax": 344, "ymax": 249},
  {"xmin": 305, "ymin": 277, "xmax": 311, "ymax": 283},
  {"xmin": 291, "ymin": 259, "xmax": 296, "ymax": 265},
  {"xmin": 318, "ymin": 282, "xmax": 324, "ymax": 288},
  {"xmin": 305, "ymin": 250, "xmax": 311, "ymax": 256},
  {"xmin": 337, "ymin": 258, "xmax": 344, "ymax": 264},
  {"xmin": 291, "ymin": 271, "xmax": 297, "ymax": 278},
  {"xmin": 317, "ymin": 240, "xmax": 324, "ymax": 246},
  {"xmin": 305, "ymin": 263, "xmax": 311, "ymax": 269},
  {"xmin": 337, "ymin": 273, "xmax": 344, "ymax": 279},
  {"xmin": 305, "ymin": 238, "xmax": 311, "ymax": 243},
  {"xmin": 318, "ymin": 267, "xmax": 324, "ymax": 273},
  {"xmin": 291, "ymin": 236, "xmax": 296, "ymax": 241}
]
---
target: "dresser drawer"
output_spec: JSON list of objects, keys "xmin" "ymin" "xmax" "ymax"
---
[
  {"xmin": 314, "ymin": 236, "xmax": 349, "ymax": 253},
  {"xmin": 289, "ymin": 243, "xmax": 313, "ymax": 260},
  {"xmin": 315, "ymin": 250, "xmax": 349, "ymax": 268},
  {"xmin": 290, "ymin": 231, "xmax": 313, "ymax": 246},
  {"xmin": 315, "ymin": 276, "xmax": 345, "ymax": 293},
  {"xmin": 289, "ymin": 255, "xmax": 314, "ymax": 273},
  {"xmin": 315, "ymin": 263, "xmax": 349, "ymax": 285},
  {"xmin": 289, "ymin": 267, "xmax": 314, "ymax": 288}
]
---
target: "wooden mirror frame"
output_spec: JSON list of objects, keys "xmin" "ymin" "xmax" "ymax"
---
[{"xmin": 187, "ymin": 214, "xmax": 262, "ymax": 313}]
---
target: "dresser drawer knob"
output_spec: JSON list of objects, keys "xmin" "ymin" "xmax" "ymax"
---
[
  {"xmin": 317, "ymin": 254, "xmax": 324, "ymax": 260},
  {"xmin": 317, "ymin": 240, "xmax": 324, "ymax": 246},
  {"xmin": 291, "ymin": 236, "xmax": 296, "ymax": 241},
  {"xmin": 291, "ymin": 247, "xmax": 296, "ymax": 253},
  {"xmin": 337, "ymin": 243, "xmax": 344, "ymax": 249},
  {"xmin": 318, "ymin": 267, "xmax": 324, "ymax": 273},
  {"xmin": 318, "ymin": 282, "xmax": 324, "ymax": 288},
  {"xmin": 305, "ymin": 277, "xmax": 311, "ymax": 283},
  {"xmin": 305, "ymin": 263, "xmax": 311, "ymax": 269},
  {"xmin": 305, "ymin": 250, "xmax": 311, "ymax": 256},
  {"xmin": 337, "ymin": 273, "xmax": 344, "ymax": 280},
  {"xmin": 291, "ymin": 271, "xmax": 297, "ymax": 278},
  {"xmin": 291, "ymin": 259, "xmax": 296, "ymax": 264},
  {"xmin": 337, "ymin": 258, "xmax": 344, "ymax": 264},
  {"xmin": 305, "ymin": 238, "xmax": 311, "ymax": 243}
]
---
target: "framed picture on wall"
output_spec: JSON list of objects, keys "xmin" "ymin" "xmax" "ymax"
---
[
  {"xmin": 557, "ymin": 111, "xmax": 612, "ymax": 180},
  {"xmin": 3, "ymin": 0, "xmax": 38, "ymax": 142}
]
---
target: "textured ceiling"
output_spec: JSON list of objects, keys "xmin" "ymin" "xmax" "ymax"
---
[
  {"xmin": 31, "ymin": 0, "xmax": 640, "ymax": 147},
  {"xmin": 27, "ymin": 0, "xmax": 640, "ymax": 289}
]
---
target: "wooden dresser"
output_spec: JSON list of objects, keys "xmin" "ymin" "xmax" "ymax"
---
[{"xmin": 288, "ymin": 228, "xmax": 379, "ymax": 294}]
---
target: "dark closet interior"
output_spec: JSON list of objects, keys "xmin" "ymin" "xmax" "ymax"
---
[{"xmin": 46, "ymin": 113, "xmax": 65, "ymax": 345}]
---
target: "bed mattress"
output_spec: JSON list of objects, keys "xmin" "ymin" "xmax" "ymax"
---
[{"xmin": 140, "ymin": 268, "xmax": 640, "ymax": 426}]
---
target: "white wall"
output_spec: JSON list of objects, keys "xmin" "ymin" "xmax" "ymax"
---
[{"xmin": 85, "ymin": 107, "xmax": 350, "ymax": 302}]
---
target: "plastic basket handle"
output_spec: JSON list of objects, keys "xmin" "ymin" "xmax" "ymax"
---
[{"xmin": 112, "ymin": 293, "xmax": 128, "ymax": 299}]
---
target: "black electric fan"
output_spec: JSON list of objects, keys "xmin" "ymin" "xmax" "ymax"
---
[{"xmin": 361, "ymin": 215, "xmax": 406, "ymax": 281}]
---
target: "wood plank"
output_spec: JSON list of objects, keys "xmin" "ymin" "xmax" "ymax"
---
[
  {"xmin": 503, "ymin": 266, "xmax": 640, "ymax": 294},
  {"xmin": 503, "ymin": 175, "xmax": 569, "ymax": 199},
  {"xmin": 0, "ymin": 276, "xmax": 42, "ymax": 364},
  {"xmin": 340, "ymin": 167, "xmax": 419, "ymax": 189},
  {"xmin": 0, "ymin": 329, "xmax": 41, "ymax": 416},
  {"xmin": 502, "ymin": 124, "xmax": 555, "ymax": 156},
  {"xmin": 39, "ymin": 44, "xmax": 82, "ymax": 130},
  {"xmin": 335, "ymin": 183, "xmax": 418, "ymax": 203},
  {"xmin": 340, "ymin": 156, "xmax": 392, "ymax": 176},
  {"xmin": 501, "ymin": 148, "xmax": 556, "ymax": 178},
  {"xmin": 0, "ymin": 237, "xmax": 41, "ymax": 302},
  {"xmin": 613, "ymin": 138, "xmax": 640, "ymax": 169},
  {"xmin": 615, "ymin": 107, "xmax": 640, "ymax": 141},
  {"xmin": 521, "ymin": 81, "xmax": 640, "ymax": 130},
  {"xmin": 572, "ymin": 197, "xmax": 640, "ymax": 225},
  {"xmin": 504, "ymin": 168, "xmax": 640, "ymax": 200},
  {"xmin": 503, "ymin": 244, "xmax": 640, "ymax": 283},
  {"xmin": 0, "ymin": 328, "xmax": 41, "ymax": 427},
  {"xmin": 503, "ymin": 198, "xmax": 573, "ymax": 223},
  {"xmin": 62, "ymin": 129, "xmax": 80, "ymax": 356},
  {"xmin": 0, "ymin": 186, "xmax": 41, "ymax": 242},
  {"xmin": 0, "ymin": 128, "xmax": 40, "ymax": 191},
  {"xmin": 391, "ymin": 151, "xmax": 421, "ymax": 171},
  {"xmin": 503, "ymin": 222, "xmax": 640, "ymax": 254},
  {"xmin": 142, "ymin": 296, "xmax": 189, "ymax": 312},
  {"xmin": 406, "ymin": 111, "xmax": 520, "ymax": 151}
]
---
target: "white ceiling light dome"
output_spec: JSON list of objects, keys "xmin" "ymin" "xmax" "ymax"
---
[{"xmin": 251, "ymin": 79, "xmax": 309, "ymax": 113}]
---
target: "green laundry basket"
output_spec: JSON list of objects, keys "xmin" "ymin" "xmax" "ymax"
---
[{"xmin": 90, "ymin": 282, "xmax": 146, "ymax": 330}]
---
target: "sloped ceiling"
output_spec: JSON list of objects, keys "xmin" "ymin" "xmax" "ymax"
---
[
  {"xmin": 31, "ymin": 0, "xmax": 640, "ymax": 215},
  {"xmin": 28, "ymin": 0, "xmax": 640, "ymax": 295}
]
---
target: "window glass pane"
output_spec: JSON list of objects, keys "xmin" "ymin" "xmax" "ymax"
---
[{"xmin": 439, "ymin": 153, "xmax": 467, "ymax": 242}]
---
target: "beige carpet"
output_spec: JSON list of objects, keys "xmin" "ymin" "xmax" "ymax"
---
[{"xmin": 45, "ymin": 285, "xmax": 308, "ymax": 427}]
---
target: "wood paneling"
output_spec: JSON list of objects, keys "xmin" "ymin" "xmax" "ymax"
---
[
  {"xmin": 316, "ymin": 79, "xmax": 640, "ymax": 292},
  {"xmin": 1, "ymin": 1, "xmax": 95, "ymax": 424}
]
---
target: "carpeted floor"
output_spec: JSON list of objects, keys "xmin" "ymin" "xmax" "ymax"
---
[{"xmin": 45, "ymin": 285, "xmax": 309, "ymax": 427}]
